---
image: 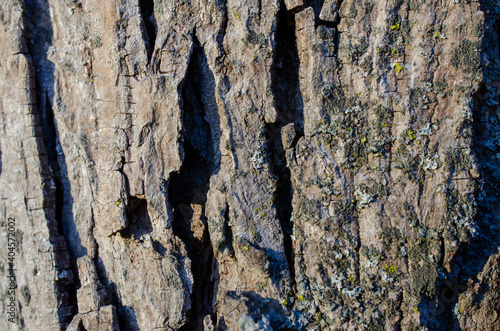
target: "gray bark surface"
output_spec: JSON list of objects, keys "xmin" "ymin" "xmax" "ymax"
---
[{"xmin": 0, "ymin": 0, "xmax": 499, "ymax": 330}]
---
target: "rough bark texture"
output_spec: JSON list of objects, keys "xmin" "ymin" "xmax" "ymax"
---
[{"xmin": 0, "ymin": 0, "xmax": 499, "ymax": 330}]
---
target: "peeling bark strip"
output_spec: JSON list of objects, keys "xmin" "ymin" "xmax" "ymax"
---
[
  {"xmin": 23, "ymin": 0, "xmax": 77, "ymax": 326},
  {"xmin": 2, "ymin": 0, "xmax": 500, "ymax": 330}
]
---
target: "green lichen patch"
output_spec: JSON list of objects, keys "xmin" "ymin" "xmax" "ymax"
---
[
  {"xmin": 471, "ymin": 21, "xmax": 484, "ymax": 37},
  {"xmin": 319, "ymin": 92, "xmax": 373, "ymax": 168},
  {"xmin": 409, "ymin": 0, "xmax": 425, "ymax": 11},
  {"xmin": 445, "ymin": 147, "xmax": 472, "ymax": 172},
  {"xmin": 381, "ymin": 227, "xmax": 405, "ymax": 252},
  {"xmin": 408, "ymin": 239, "xmax": 439, "ymax": 297},
  {"xmin": 320, "ymin": 241, "xmax": 352, "ymax": 272},
  {"xmin": 322, "ymin": 82, "xmax": 346, "ymax": 114},
  {"xmin": 377, "ymin": 15, "xmax": 412, "ymax": 67},
  {"xmin": 409, "ymin": 87, "xmax": 425, "ymax": 109},
  {"xmin": 316, "ymin": 26, "xmax": 336, "ymax": 42},
  {"xmin": 394, "ymin": 145, "xmax": 420, "ymax": 181},
  {"xmin": 92, "ymin": 36, "xmax": 102, "ymax": 48},
  {"xmin": 434, "ymin": 79, "xmax": 449, "ymax": 97},
  {"xmin": 404, "ymin": 202, "xmax": 419, "ymax": 228},
  {"xmin": 360, "ymin": 55, "xmax": 374, "ymax": 73},
  {"xmin": 343, "ymin": 38, "xmax": 369, "ymax": 65},
  {"xmin": 344, "ymin": 134, "xmax": 370, "ymax": 169},
  {"xmin": 296, "ymin": 197, "xmax": 321, "ymax": 224},
  {"xmin": 444, "ymin": 187, "xmax": 477, "ymax": 240},
  {"xmin": 451, "ymin": 40, "xmax": 481, "ymax": 73},
  {"xmin": 377, "ymin": 44, "xmax": 403, "ymax": 62},
  {"xmin": 340, "ymin": 3, "xmax": 358, "ymax": 19},
  {"xmin": 373, "ymin": 105, "xmax": 393, "ymax": 136},
  {"xmin": 332, "ymin": 199, "xmax": 357, "ymax": 225},
  {"xmin": 243, "ymin": 30, "xmax": 267, "ymax": 46}
]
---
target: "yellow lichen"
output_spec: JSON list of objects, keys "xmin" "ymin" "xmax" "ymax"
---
[
  {"xmin": 406, "ymin": 129, "xmax": 416, "ymax": 141},
  {"xmin": 383, "ymin": 264, "xmax": 398, "ymax": 274}
]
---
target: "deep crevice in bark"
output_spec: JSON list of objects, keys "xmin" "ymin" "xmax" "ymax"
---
[
  {"xmin": 215, "ymin": 0, "xmax": 228, "ymax": 67},
  {"xmin": 170, "ymin": 34, "xmax": 217, "ymax": 331},
  {"xmin": 120, "ymin": 197, "xmax": 153, "ymax": 239},
  {"xmin": 303, "ymin": 0, "xmax": 325, "ymax": 19},
  {"xmin": 222, "ymin": 203, "xmax": 234, "ymax": 255},
  {"xmin": 139, "ymin": 0, "xmax": 157, "ymax": 62},
  {"xmin": 94, "ymin": 251, "xmax": 133, "ymax": 330},
  {"xmin": 269, "ymin": 2, "xmax": 305, "ymax": 292}
]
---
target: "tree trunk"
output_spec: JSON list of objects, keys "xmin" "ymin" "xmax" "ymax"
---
[{"xmin": 1, "ymin": 0, "xmax": 499, "ymax": 329}]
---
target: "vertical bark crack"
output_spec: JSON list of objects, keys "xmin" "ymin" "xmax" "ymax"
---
[
  {"xmin": 169, "ymin": 33, "xmax": 217, "ymax": 330},
  {"xmin": 138, "ymin": 0, "xmax": 157, "ymax": 63},
  {"xmin": 269, "ymin": 2, "xmax": 305, "ymax": 293}
]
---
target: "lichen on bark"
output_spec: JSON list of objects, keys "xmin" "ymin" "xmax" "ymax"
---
[{"xmin": 0, "ymin": 0, "xmax": 499, "ymax": 330}]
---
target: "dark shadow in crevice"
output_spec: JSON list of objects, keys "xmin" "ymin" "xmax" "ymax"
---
[
  {"xmin": 225, "ymin": 291, "xmax": 297, "ymax": 330},
  {"xmin": 118, "ymin": 305, "xmax": 140, "ymax": 331},
  {"xmin": 78, "ymin": 320, "xmax": 88, "ymax": 331},
  {"xmin": 138, "ymin": 0, "xmax": 157, "ymax": 63},
  {"xmin": 114, "ymin": 287, "xmax": 139, "ymax": 330},
  {"xmin": 272, "ymin": 3, "xmax": 304, "ymax": 133},
  {"xmin": 215, "ymin": 0, "xmax": 228, "ymax": 53},
  {"xmin": 268, "ymin": 1, "xmax": 304, "ymax": 293},
  {"xmin": 303, "ymin": 0, "xmax": 325, "ymax": 21},
  {"xmin": 119, "ymin": 197, "xmax": 153, "ymax": 239},
  {"xmin": 94, "ymin": 257, "xmax": 139, "ymax": 330},
  {"xmin": 170, "ymin": 33, "xmax": 218, "ymax": 331},
  {"xmin": 222, "ymin": 204, "xmax": 234, "ymax": 254},
  {"xmin": 216, "ymin": 317, "xmax": 228, "ymax": 331}
]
